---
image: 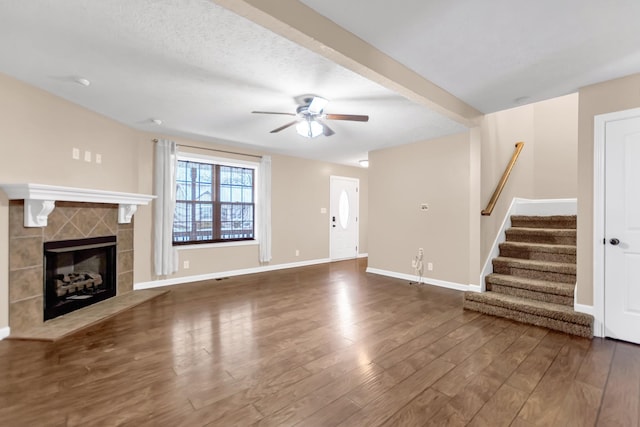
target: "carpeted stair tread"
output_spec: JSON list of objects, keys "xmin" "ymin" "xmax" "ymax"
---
[
  {"xmin": 486, "ymin": 273, "xmax": 575, "ymax": 297},
  {"xmin": 463, "ymin": 292, "xmax": 592, "ymax": 327},
  {"xmin": 492, "ymin": 257, "xmax": 576, "ymax": 284},
  {"xmin": 499, "ymin": 241, "xmax": 576, "ymax": 263},
  {"xmin": 463, "ymin": 298, "xmax": 591, "ymax": 338},
  {"xmin": 492, "ymin": 257, "xmax": 576, "ymax": 275},
  {"xmin": 507, "ymin": 227, "xmax": 576, "ymax": 236},
  {"xmin": 510, "ymin": 215, "xmax": 577, "ymax": 229},
  {"xmin": 499, "ymin": 241, "xmax": 576, "ymax": 254},
  {"xmin": 506, "ymin": 227, "xmax": 576, "ymax": 245}
]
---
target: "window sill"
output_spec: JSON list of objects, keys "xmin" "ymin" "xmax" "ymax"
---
[{"xmin": 175, "ymin": 240, "xmax": 259, "ymax": 251}]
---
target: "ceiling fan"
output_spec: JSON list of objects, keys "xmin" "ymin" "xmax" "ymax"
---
[{"xmin": 252, "ymin": 96, "xmax": 369, "ymax": 138}]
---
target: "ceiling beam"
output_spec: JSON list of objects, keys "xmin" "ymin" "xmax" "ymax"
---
[{"xmin": 211, "ymin": 0, "xmax": 482, "ymax": 128}]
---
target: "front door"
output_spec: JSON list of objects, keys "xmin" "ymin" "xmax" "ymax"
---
[
  {"xmin": 604, "ymin": 115, "xmax": 640, "ymax": 344},
  {"xmin": 330, "ymin": 176, "xmax": 359, "ymax": 260}
]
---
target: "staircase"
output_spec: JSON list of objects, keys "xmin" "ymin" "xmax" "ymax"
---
[{"xmin": 464, "ymin": 215, "xmax": 593, "ymax": 337}]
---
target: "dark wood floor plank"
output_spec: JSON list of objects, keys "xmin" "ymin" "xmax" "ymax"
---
[
  {"xmin": 515, "ymin": 335, "xmax": 591, "ymax": 425},
  {"xmin": 481, "ymin": 327, "xmax": 546, "ymax": 383},
  {"xmin": 505, "ymin": 330, "xmax": 568, "ymax": 394},
  {"xmin": 427, "ymin": 373, "xmax": 503, "ymax": 426},
  {"xmin": 345, "ymin": 364, "xmax": 410, "ymax": 408},
  {"xmin": 294, "ymin": 396, "xmax": 361, "ymax": 427},
  {"xmin": 373, "ymin": 313, "xmax": 476, "ymax": 369},
  {"xmin": 575, "ymin": 338, "xmax": 616, "ymax": 389},
  {"xmin": 380, "ymin": 387, "xmax": 450, "ymax": 426},
  {"xmin": 467, "ymin": 383, "xmax": 529, "ymax": 427},
  {"xmin": 597, "ymin": 341, "xmax": 640, "ymax": 427},
  {"xmin": 432, "ymin": 323, "xmax": 522, "ymax": 397},
  {"xmin": 0, "ymin": 259, "xmax": 639, "ymax": 426},
  {"xmin": 338, "ymin": 358, "xmax": 455, "ymax": 427},
  {"xmin": 552, "ymin": 380, "xmax": 603, "ymax": 427}
]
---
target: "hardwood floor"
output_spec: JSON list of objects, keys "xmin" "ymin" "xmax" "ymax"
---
[{"xmin": 1, "ymin": 258, "xmax": 639, "ymax": 426}]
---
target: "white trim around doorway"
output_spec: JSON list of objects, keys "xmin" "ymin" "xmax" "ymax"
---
[{"xmin": 593, "ymin": 107, "xmax": 640, "ymax": 338}]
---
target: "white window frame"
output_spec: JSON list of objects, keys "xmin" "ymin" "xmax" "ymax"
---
[{"xmin": 174, "ymin": 151, "xmax": 260, "ymax": 250}]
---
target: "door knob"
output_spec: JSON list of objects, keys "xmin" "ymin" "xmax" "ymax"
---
[{"xmin": 610, "ymin": 238, "xmax": 620, "ymax": 245}]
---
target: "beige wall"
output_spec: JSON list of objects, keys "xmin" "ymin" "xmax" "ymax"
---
[
  {"xmin": 577, "ymin": 73, "xmax": 640, "ymax": 305},
  {"xmin": 0, "ymin": 73, "xmax": 369, "ymax": 332},
  {"xmin": 0, "ymin": 73, "xmax": 141, "ymax": 191},
  {"xmin": 480, "ymin": 94, "xmax": 578, "ymax": 262},
  {"xmin": 368, "ymin": 132, "xmax": 473, "ymax": 285},
  {"xmin": 533, "ymin": 94, "xmax": 578, "ymax": 198}
]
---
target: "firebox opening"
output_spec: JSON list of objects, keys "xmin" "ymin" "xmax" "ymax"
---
[{"xmin": 44, "ymin": 235, "xmax": 117, "ymax": 321}]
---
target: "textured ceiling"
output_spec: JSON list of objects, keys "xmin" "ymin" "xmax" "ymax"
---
[
  {"xmin": 2, "ymin": 1, "xmax": 639, "ymax": 167},
  {"xmin": 0, "ymin": 0, "xmax": 466, "ymax": 166},
  {"xmin": 300, "ymin": 0, "xmax": 640, "ymax": 113}
]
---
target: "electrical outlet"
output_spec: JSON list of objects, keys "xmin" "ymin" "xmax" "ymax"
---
[
  {"xmin": 295, "ymin": 249, "xmax": 300, "ymax": 257},
  {"xmin": 95, "ymin": 153, "xmax": 102, "ymax": 164},
  {"xmin": 427, "ymin": 262, "xmax": 433, "ymax": 271},
  {"xmin": 72, "ymin": 148, "xmax": 80, "ymax": 160},
  {"xmin": 183, "ymin": 260, "xmax": 190, "ymax": 269}
]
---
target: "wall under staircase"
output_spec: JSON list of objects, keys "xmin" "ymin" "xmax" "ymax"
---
[{"xmin": 464, "ymin": 215, "xmax": 593, "ymax": 337}]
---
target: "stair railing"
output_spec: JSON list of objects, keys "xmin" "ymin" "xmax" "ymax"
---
[{"xmin": 482, "ymin": 142, "xmax": 525, "ymax": 216}]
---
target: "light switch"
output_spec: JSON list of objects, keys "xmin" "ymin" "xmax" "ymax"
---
[
  {"xmin": 95, "ymin": 153, "xmax": 102, "ymax": 164},
  {"xmin": 72, "ymin": 148, "xmax": 80, "ymax": 160},
  {"xmin": 84, "ymin": 151, "xmax": 92, "ymax": 162}
]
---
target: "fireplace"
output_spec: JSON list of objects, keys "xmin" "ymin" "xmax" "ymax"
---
[{"xmin": 44, "ymin": 236, "xmax": 117, "ymax": 321}]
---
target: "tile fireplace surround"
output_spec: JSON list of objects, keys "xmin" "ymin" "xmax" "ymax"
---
[
  {"xmin": 9, "ymin": 201, "xmax": 133, "ymax": 332},
  {"xmin": 2, "ymin": 184, "xmax": 156, "ymax": 336}
]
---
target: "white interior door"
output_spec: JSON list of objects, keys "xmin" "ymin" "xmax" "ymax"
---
[
  {"xmin": 604, "ymin": 116, "xmax": 640, "ymax": 344},
  {"xmin": 330, "ymin": 176, "xmax": 359, "ymax": 260}
]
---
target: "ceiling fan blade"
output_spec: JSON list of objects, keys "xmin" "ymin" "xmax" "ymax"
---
[
  {"xmin": 318, "ymin": 120, "xmax": 335, "ymax": 136},
  {"xmin": 325, "ymin": 113, "xmax": 369, "ymax": 122},
  {"xmin": 252, "ymin": 111, "xmax": 296, "ymax": 116},
  {"xmin": 270, "ymin": 120, "xmax": 298, "ymax": 133}
]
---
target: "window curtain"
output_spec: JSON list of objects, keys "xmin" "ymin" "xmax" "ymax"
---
[
  {"xmin": 154, "ymin": 139, "xmax": 179, "ymax": 276},
  {"xmin": 258, "ymin": 155, "xmax": 272, "ymax": 263}
]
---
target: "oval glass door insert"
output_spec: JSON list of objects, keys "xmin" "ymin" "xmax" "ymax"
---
[{"xmin": 339, "ymin": 190, "xmax": 350, "ymax": 229}]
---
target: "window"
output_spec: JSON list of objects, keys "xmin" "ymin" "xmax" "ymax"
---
[{"xmin": 173, "ymin": 158, "xmax": 255, "ymax": 245}]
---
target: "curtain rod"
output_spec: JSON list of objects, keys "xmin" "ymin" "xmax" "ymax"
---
[{"xmin": 152, "ymin": 139, "xmax": 262, "ymax": 159}]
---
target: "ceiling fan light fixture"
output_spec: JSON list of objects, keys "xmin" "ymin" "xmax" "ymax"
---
[
  {"xmin": 296, "ymin": 119, "xmax": 323, "ymax": 138},
  {"xmin": 307, "ymin": 96, "xmax": 328, "ymax": 114}
]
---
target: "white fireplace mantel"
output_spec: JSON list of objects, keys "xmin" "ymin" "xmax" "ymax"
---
[{"xmin": 0, "ymin": 183, "xmax": 156, "ymax": 227}]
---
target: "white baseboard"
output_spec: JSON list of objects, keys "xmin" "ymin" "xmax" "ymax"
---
[
  {"xmin": 573, "ymin": 303, "xmax": 594, "ymax": 316},
  {"xmin": 365, "ymin": 267, "xmax": 469, "ymax": 292},
  {"xmin": 0, "ymin": 327, "xmax": 10, "ymax": 340},
  {"xmin": 592, "ymin": 319, "xmax": 604, "ymax": 338},
  {"xmin": 134, "ymin": 258, "xmax": 332, "ymax": 290},
  {"xmin": 467, "ymin": 284, "xmax": 482, "ymax": 293}
]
